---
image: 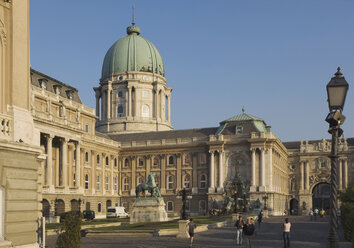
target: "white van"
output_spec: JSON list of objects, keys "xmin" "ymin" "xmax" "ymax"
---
[{"xmin": 106, "ymin": 206, "xmax": 129, "ymax": 218}]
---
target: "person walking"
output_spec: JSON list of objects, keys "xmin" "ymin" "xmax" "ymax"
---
[
  {"xmin": 309, "ymin": 209, "xmax": 314, "ymax": 221},
  {"xmin": 257, "ymin": 210, "xmax": 263, "ymax": 228},
  {"xmin": 282, "ymin": 218, "xmax": 291, "ymax": 248},
  {"xmin": 314, "ymin": 208, "xmax": 319, "ymax": 221},
  {"xmin": 234, "ymin": 215, "xmax": 244, "ymax": 246},
  {"xmin": 186, "ymin": 218, "xmax": 196, "ymax": 248},
  {"xmin": 243, "ymin": 218, "xmax": 255, "ymax": 248}
]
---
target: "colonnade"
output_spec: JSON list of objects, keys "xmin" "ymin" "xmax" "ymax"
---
[
  {"xmin": 208, "ymin": 150, "xmax": 224, "ymax": 192},
  {"xmin": 250, "ymin": 147, "xmax": 273, "ymax": 191},
  {"xmin": 94, "ymin": 82, "xmax": 171, "ymax": 122}
]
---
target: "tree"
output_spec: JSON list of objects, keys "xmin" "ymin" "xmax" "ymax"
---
[
  {"xmin": 339, "ymin": 183, "xmax": 354, "ymax": 246},
  {"xmin": 56, "ymin": 212, "xmax": 82, "ymax": 248}
]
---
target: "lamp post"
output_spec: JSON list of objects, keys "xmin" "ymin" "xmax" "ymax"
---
[
  {"xmin": 263, "ymin": 195, "xmax": 268, "ymax": 210},
  {"xmin": 325, "ymin": 67, "xmax": 349, "ymax": 248},
  {"xmin": 177, "ymin": 188, "xmax": 191, "ymax": 220}
]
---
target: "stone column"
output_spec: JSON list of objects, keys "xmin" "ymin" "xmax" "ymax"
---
[
  {"xmin": 176, "ymin": 154, "xmax": 182, "ymax": 190},
  {"xmin": 102, "ymin": 153, "xmax": 106, "ymax": 195},
  {"xmin": 208, "ymin": 150, "xmax": 215, "ymax": 192},
  {"xmin": 260, "ymin": 148, "xmax": 265, "ymax": 189},
  {"xmin": 160, "ymin": 155, "xmax": 166, "ymax": 194},
  {"xmin": 154, "ymin": 89, "xmax": 158, "ymax": 118},
  {"xmin": 339, "ymin": 159, "xmax": 343, "ymax": 190},
  {"xmin": 251, "ymin": 148, "xmax": 256, "ymax": 186},
  {"xmin": 300, "ymin": 161, "xmax": 304, "ymax": 191},
  {"xmin": 95, "ymin": 90, "xmax": 100, "ymax": 118},
  {"xmin": 167, "ymin": 94, "xmax": 171, "ymax": 122},
  {"xmin": 128, "ymin": 86, "xmax": 132, "ymax": 117},
  {"xmin": 62, "ymin": 137, "xmax": 68, "ymax": 188},
  {"xmin": 101, "ymin": 89, "xmax": 105, "ymax": 120},
  {"xmin": 218, "ymin": 150, "xmax": 223, "ymax": 191},
  {"xmin": 344, "ymin": 159, "xmax": 348, "ymax": 189},
  {"xmin": 160, "ymin": 91, "xmax": 164, "ymax": 120},
  {"xmin": 268, "ymin": 148, "xmax": 273, "ymax": 191},
  {"xmin": 305, "ymin": 161, "xmax": 310, "ymax": 190},
  {"xmin": 192, "ymin": 153, "xmax": 198, "ymax": 194},
  {"xmin": 75, "ymin": 141, "xmax": 81, "ymax": 189},
  {"xmin": 91, "ymin": 151, "xmax": 96, "ymax": 194},
  {"xmin": 130, "ymin": 156, "xmax": 136, "ymax": 195},
  {"xmin": 118, "ymin": 158, "xmax": 122, "ymax": 195},
  {"xmin": 107, "ymin": 83, "xmax": 112, "ymax": 119},
  {"xmin": 111, "ymin": 156, "xmax": 114, "ymax": 195},
  {"xmin": 46, "ymin": 134, "xmax": 54, "ymax": 191}
]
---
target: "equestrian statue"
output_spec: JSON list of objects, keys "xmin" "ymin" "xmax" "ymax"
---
[{"xmin": 135, "ymin": 172, "xmax": 161, "ymax": 198}]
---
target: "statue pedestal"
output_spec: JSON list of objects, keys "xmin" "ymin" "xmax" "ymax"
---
[
  {"xmin": 176, "ymin": 220, "xmax": 190, "ymax": 238},
  {"xmin": 130, "ymin": 197, "xmax": 168, "ymax": 224}
]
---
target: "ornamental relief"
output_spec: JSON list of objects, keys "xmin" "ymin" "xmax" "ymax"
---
[
  {"xmin": 309, "ymin": 173, "xmax": 330, "ymax": 187},
  {"xmin": 0, "ymin": 18, "xmax": 6, "ymax": 46}
]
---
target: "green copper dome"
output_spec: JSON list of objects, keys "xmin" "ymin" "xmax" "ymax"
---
[{"xmin": 101, "ymin": 24, "xmax": 165, "ymax": 79}]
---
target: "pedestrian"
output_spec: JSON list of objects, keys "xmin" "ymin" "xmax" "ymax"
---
[
  {"xmin": 234, "ymin": 215, "xmax": 244, "ymax": 246},
  {"xmin": 314, "ymin": 208, "xmax": 319, "ymax": 221},
  {"xmin": 257, "ymin": 210, "xmax": 263, "ymax": 228},
  {"xmin": 282, "ymin": 218, "xmax": 291, "ymax": 248},
  {"xmin": 309, "ymin": 208, "xmax": 314, "ymax": 221},
  {"xmin": 186, "ymin": 218, "xmax": 196, "ymax": 248},
  {"xmin": 243, "ymin": 218, "xmax": 256, "ymax": 248}
]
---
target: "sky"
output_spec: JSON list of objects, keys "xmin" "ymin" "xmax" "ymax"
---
[{"xmin": 29, "ymin": 0, "xmax": 354, "ymax": 142}]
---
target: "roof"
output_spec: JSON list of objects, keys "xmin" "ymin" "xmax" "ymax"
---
[
  {"xmin": 31, "ymin": 69, "xmax": 82, "ymax": 104},
  {"xmin": 221, "ymin": 112, "xmax": 264, "ymax": 123},
  {"xmin": 108, "ymin": 127, "xmax": 218, "ymax": 143},
  {"xmin": 283, "ymin": 137, "xmax": 354, "ymax": 149}
]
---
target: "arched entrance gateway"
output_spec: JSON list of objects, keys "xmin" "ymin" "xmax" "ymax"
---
[
  {"xmin": 312, "ymin": 183, "xmax": 330, "ymax": 211},
  {"xmin": 289, "ymin": 198, "xmax": 299, "ymax": 215},
  {"xmin": 42, "ymin": 199, "xmax": 50, "ymax": 218}
]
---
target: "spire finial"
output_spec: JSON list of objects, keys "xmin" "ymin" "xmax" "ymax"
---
[
  {"xmin": 132, "ymin": 4, "xmax": 135, "ymax": 26},
  {"xmin": 242, "ymin": 106, "xmax": 245, "ymax": 113}
]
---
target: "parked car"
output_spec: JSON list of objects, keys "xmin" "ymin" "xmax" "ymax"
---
[
  {"xmin": 83, "ymin": 210, "xmax": 95, "ymax": 221},
  {"xmin": 59, "ymin": 211, "xmax": 82, "ymax": 223},
  {"xmin": 106, "ymin": 207, "xmax": 129, "ymax": 218}
]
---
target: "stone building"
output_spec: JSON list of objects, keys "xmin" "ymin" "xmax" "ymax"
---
[{"xmin": 31, "ymin": 20, "xmax": 353, "ymax": 219}]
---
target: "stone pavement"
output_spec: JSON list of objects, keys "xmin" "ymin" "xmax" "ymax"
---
[{"xmin": 45, "ymin": 216, "xmax": 352, "ymax": 248}]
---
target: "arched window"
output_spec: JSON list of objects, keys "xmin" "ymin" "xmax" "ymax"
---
[
  {"xmin": 183, "ymin": 174, "xmax": 190, "ymax": 189},
  {"xmin": 138, "ymin": 157, "xmax": 145, "ymax": 167},
  {"xmin": 168, "ymin": 155, "xmax": 175, "ymax": 165},
  {"xmin": 85, "ymin": 152, "xmax": 89, "ymax": 162},
  {"xmin": 98, "ymin": 203, "xmax": 102, "ymax": 213},
  {"xmin": 97, "ymin": 154, "xmax": 100, "ymax": 164},
  {"xmin": 142, "ymin": 105, "xmax": 149, "ymax": 118},
  {"xmin": 153, "ymin": 157, "xmax": 159, "ymax": 167},
  {"xmin": 105, "ymin": 156, "xmax": 109, "ymax": 166},
  {"xmin": 123, "ymin": 177, "xmax": 130, "ymax": 191},
  {"xmin": 85, "ymin": 174, "xmax": 89, "ymax": 189},
  {"xmin": 199, "ymin": 174, "xmax": 207, "ymax": 189},
  {"xmin": 124, "ymin": 158, "xmax": 129, "ymax": 168},
  {"xmin": 137, "ymin": 176, "xmax": 144, "ymax": 185},
  {"xmin": 167, "ymin": 175, "xmax": 174, "ymax": 190},
  {"xmin": 114, "ymin": 158, "xmax": 117, "ymax": 167}
]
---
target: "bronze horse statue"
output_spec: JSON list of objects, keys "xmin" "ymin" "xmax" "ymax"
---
[{"xmin": 135, "ymin": 172, "xmax": 161, "ymax": 198}]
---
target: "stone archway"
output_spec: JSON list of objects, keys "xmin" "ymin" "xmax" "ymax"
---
[
  {"xmin": 71, "ymin": 199, "xmax": 79, "ymax": 211},
  {"xmin": 312, "ymin": 182, "xmax": 330, "ymax": 211},
  {"xmin": 55, "ymin": 199, "xmax": 65, "ymax": 216},
  {"xmin": 42, "ymin": 199, "xmax": 50, "ymax": 218},
  {"xmin": 289, "ymin": 198, "xmax": 299, "ymax": 215},
  {"xmin": 106, "ymin": 200, "xmax": 112, "ymax": 209}
]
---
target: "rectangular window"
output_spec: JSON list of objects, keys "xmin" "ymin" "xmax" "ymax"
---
[
  {"xmin": 153, "ymin": 157, "xmax": 159, "ymax": 167},
  {"xmin": 138, "ymin": 158, "xmax": 144, "ymax": 167},
  {"xmin": 85, "ymin": 152, "xmax": 89, "ymax": 163},
  {"xmin": 73, "ymin": 173, "xmax": 76, "ymax": 186},
  {"xmin": 85, "ymin": 124, "xmax": 89, "ymax": 133},
  {"xmin": 167, "ymin": 201, "xmax": 174, "ymax": 211},
  {"xmin": 85, "ymin": 175, "xmax": 89, "ymax": 189},
  {"xmin": 199, "ymin": 153, "xmax": 206, "ymax": 164},
  {"xmin": 236, "ymin": 126, "xmax": 243, "ymax": 134},
  {"xmin": 96, "ymin": 176, "xmax": 100, "ymax": 190},
  {"xmin": 105, "ymin": 176, "xmax": 109, "ymax": 190}
]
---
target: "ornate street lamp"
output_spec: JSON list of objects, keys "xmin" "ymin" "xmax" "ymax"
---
[
  {"xmin": 262, "ymin": 195, "xmax": 268, "ymax": 210},
  {"xmin": 177, "ymin": 188, "xmax": 192, "ymax": 220},
  {"xmin": 325, "ymin": 67, "xmax": 349, "ymax": 248}
]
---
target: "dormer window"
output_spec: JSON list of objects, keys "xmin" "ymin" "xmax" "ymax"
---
[
  {"xmin": 53, "ymin": 85, "xmax": 62, "ymax": 95},
  {"xmin": 236, "ymin": 126, "xmax": 243, "ymax": 134},
  {"xmin": 38, "ymin": 78, "xmax": 48, "ymax": 90},
  {"xmin": 66, "ymin": 90, "xmax": 74, "ymax": 100}
]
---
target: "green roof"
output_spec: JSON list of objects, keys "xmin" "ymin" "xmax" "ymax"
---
[
  {"xmin": 101, "ymin": 24, "xmax": 164, "ymax": 79},
  {"xmin": 220, "ymin": 112, "xmax": 264, "ymax": 123}
]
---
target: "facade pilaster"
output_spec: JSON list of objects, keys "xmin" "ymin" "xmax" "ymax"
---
[
  {"xmin": 107, "ymin": 82, "xmax": 112, "ymax": 119},
  {"xmin": 300, "ymin": 161, "xmax": 304, "ymax": 192},
  {"xmin": 62, "ymin": 137, "xmax": 68, "ymax": 189},
  {"xmin": 130, "ymin": 156, "xmax": 136, "ymax": 195},
  {"xmin": 250, "ymin": 148, "xmax": 256, "ymax": 191},
  {"xmin": 305, "ymin": 161, "xmax": 309, "ymax": 190},
  {"xmin": 167, "ymin": 94, "xmax": 171, "ymax": 122},
  {"xmin": 217, "ymin": 150, "xmax": 224, "ymax": 191},
  {"xmin": 208, "ymin": 150, "xmax": 215, "ymax": 193},
  {"xmin": 176, "ymin": 154, "xmax": 182, "ymax": 190},
  {"xmin": 260, "ymin": 148, "xmax": 265, "ymax": 190},
  {"xmin": 46, "ymin": 134, "xmax": 54, "ymax": 191},
  {"xmin": 128, "ymin": 86, "xmax": 132, "ymax": 117},
  {"xmin": 111, "ymin": 156, "xmax": 114, "ymax": 196},
  {"xmin": 91, "ymin": 151, "xmax": 96, "ymax": 194},
  {"xmin": 339, "ymin": 159, "xmax": 343, "ymax": 190},
  {"xmin": 344, "ymin": 159, "xmax": 348, "ymax": 188},
  {"xmin": 268, "ymin": 148, "xmax": 273, "ymax": 191},
  {"xmin": 102, "ymin": 153, "xmax": 106, "ymax": 195},
  {"xmin": 154, "ymin": 89, "xmax": 158, "ymax": 118},
  {"xmin": 75, "ymin": 141, "xmax": 81, "ymax": 190},
  {"xmin": 95, "ymin": 89, "xmax": 100, "ymax": 117},
  {"xmin": 160, "ymin": 155, "xmax": 166, "ymax": 194},
  {"xmin": 160, "ymin": 90, "xmax": 164, "ymax": 120},
  {"xmin": 192, "ymin": 153, "xmax": 198, "ymax": 194}
]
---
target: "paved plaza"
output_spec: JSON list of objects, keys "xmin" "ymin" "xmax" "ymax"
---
[{"xmin": 46, "ymin": 216, "xmax": 352, "ymax": 248}]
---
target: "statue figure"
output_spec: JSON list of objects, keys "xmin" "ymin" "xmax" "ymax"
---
[{"xmin": 135, "ymin": 172, "xmax": 161, "ymax": 198}]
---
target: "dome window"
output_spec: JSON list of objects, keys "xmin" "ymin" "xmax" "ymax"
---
[
  {"xmin": 236, "ymin": 126, "xmax": 243, "ymax": 134},
  {"xmin": 119, "ymin": 76, "xmax": 123, "ymax": 80},
  {"xmin": 38, "ymin": 78, "xmax": 48, "ymax": 89},
  {"xmin": 53, "ymin": 85, "xmax": 62, "ymax": 95},
  {"xmin": 118, "ymin": 105, "xmax": 124, "ymax": 117}
]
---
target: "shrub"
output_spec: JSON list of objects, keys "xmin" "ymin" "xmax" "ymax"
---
[
  {"xmin": 339, "ymin": 183, "xmax": 354, "ymax": 246},
  {"xmin": 56, "ymin": 211, "xmax": 82, "ymax": 248}
]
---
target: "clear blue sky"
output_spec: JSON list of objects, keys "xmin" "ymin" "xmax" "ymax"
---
[{"xmin": 29, "ymin": 0, "xmax": 354, "ymax": 142}]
